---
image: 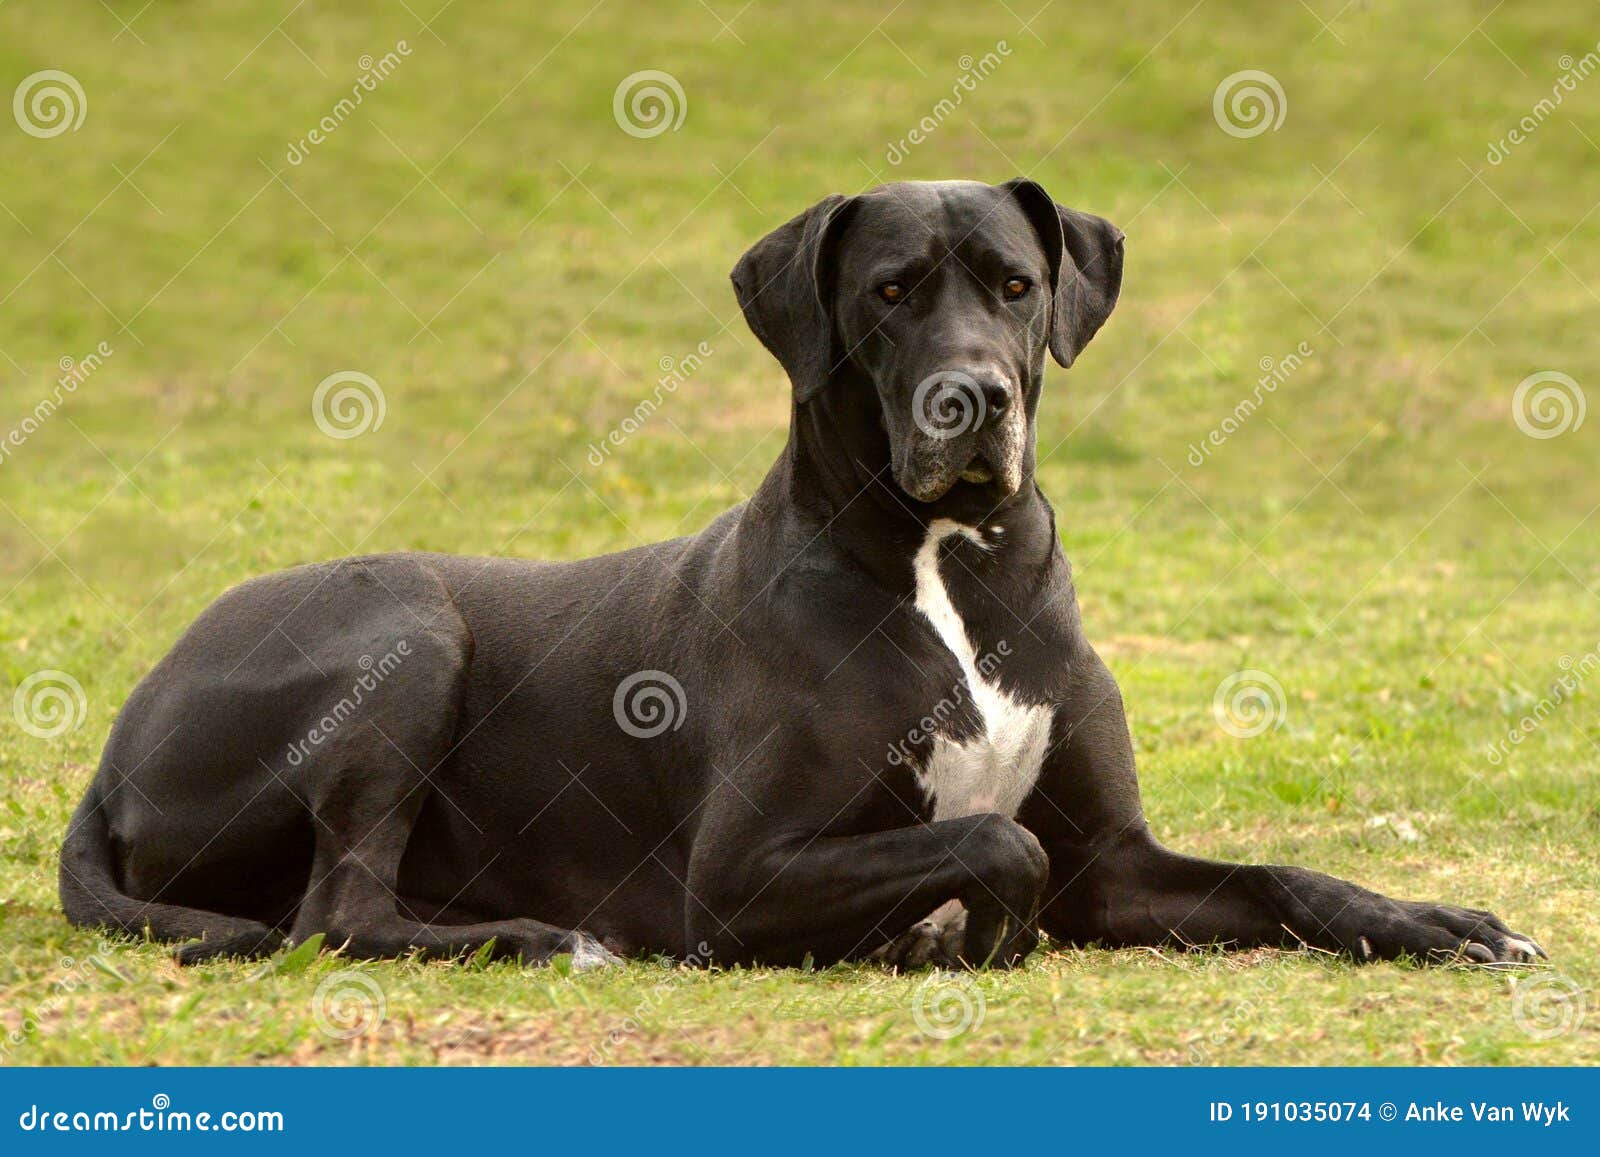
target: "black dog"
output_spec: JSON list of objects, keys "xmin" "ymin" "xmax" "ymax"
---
[{"xmin": 61, "ymin": 179, "xmax": 1542, "ymax": 970}]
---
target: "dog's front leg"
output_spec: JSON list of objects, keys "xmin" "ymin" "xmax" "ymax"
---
[
  {"xmin": 686, "ymin": 812, "xmax": 1048, "ymax": 969},
  {"xmin": 1019, "ymin": 646, "xmax": 1545, "ymax": 964}
]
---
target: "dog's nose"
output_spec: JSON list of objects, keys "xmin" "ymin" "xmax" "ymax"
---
[
  {"xmin": 914, "ymin": 368, "xmax": 1015, "ymax": 439},
  {"xmin": 967, "ymin": 370, "xmax": 1013, "ymax": 427}
]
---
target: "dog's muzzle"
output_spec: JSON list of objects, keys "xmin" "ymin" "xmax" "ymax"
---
[{"xmin": 896, "ymin": 369, "xmax": 1026, "ymax": 503}]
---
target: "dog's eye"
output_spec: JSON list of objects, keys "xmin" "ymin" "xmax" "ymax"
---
[
  {"xmin": 1003, "ymin": 277, "xmax": 1032, "ymax": 300},
  {"xmin": 878, "ymin": 282, "xmax": 906, "ymax": 303}
]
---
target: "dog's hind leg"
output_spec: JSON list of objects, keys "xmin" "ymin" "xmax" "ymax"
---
[
  {"xmin": 287, "ymin": 778, "xmax": 613, "ymax": 967},
  {"xmin": 282, "ymin": 594, "xmax": 613, "ymax": 968}
]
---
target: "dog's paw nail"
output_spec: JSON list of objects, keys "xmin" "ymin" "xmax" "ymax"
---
[
  {"xmin": 1502, "ymin": 936, "xmax": 1542, "ymax": 961},
  {"xmin": 1357, "ymin": 936, "xmax": 1374, "ymax": 960},
  {"xmin": 569, "ymin": 934, "xmax": 620, "ymax": 971},
  {"xmin": 1464, "ymin": 942, "xmax": 1496, "ymax": 964}
]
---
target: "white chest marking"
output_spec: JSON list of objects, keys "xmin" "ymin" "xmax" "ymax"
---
[{"xmin": 910, "ymin": 518, "xmax": 1053, "ymax": 821}]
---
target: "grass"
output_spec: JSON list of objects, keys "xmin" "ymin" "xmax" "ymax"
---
[{"xmin": 1, "ymin": 0, "xmax": 1597, "ymax": 1065}]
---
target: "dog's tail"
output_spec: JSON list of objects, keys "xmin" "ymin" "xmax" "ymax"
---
[
  {"xmin": 58, "ymin": 778, "xmax": 138, "ymax": 933},
  {"xmin": 58, "ymin": 778, "xmax": 282, "ymax": 961}
]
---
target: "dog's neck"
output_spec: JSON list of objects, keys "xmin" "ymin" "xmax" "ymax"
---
[{"xmin": 747, "ymin": 375, "xmax": 1058, "ymax": 588}]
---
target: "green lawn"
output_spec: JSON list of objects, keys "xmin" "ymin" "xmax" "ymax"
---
[{"xmin": 1, "ymin": 1, "xmax": 1596, "ymax": 1065}]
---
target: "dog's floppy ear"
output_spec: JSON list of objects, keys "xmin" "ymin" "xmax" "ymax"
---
[
  {"xmin": 730, "ymin": 194, "xmax": 857, "ymax": 403},
  {"xmin": 1003, "ymin": 178, "xmax": 1124, "ymax": 368}
]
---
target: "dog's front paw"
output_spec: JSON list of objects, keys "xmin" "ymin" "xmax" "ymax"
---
[
  {"xmin": 870, "ymin": 900, "xmax": 967, "ymax": 970},
  {"xmin": 1338, "ymin": 898, "xmax": 1545, "ymax": 965},
  {"xmin": 564, "ymin": 932, "xmax": 622, "ymax": 971}
]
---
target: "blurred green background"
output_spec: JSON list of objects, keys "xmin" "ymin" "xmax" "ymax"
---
[{"xmin": 0, "ymin": 1, "xmax": 1595, "ymax": 1064}]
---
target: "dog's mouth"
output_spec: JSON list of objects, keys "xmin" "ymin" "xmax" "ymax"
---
[
  {"xmin": 902, "ymin": 438, "xmax": 1024, "ymax": 502},
  {"xmin": 891, "ymin": 406, "xmax": 1028, "ymax": 504},
  {"xmin": 958, "ymin": 456, "xmax": 994, "ymax": 485},
  {"xmin": 896, "ymin": 450, "xmax": 1003, "ymax": 504}
]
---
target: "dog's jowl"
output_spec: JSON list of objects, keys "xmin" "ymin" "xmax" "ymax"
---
[{"xmin": 61, "ymin": 180, "xmax": 1543, "ymax": 970}]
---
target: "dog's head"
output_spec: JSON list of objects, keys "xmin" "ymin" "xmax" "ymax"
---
[{"xmin": 732, "ymin": 179, "xmax": 1122, "ymax": 508}]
